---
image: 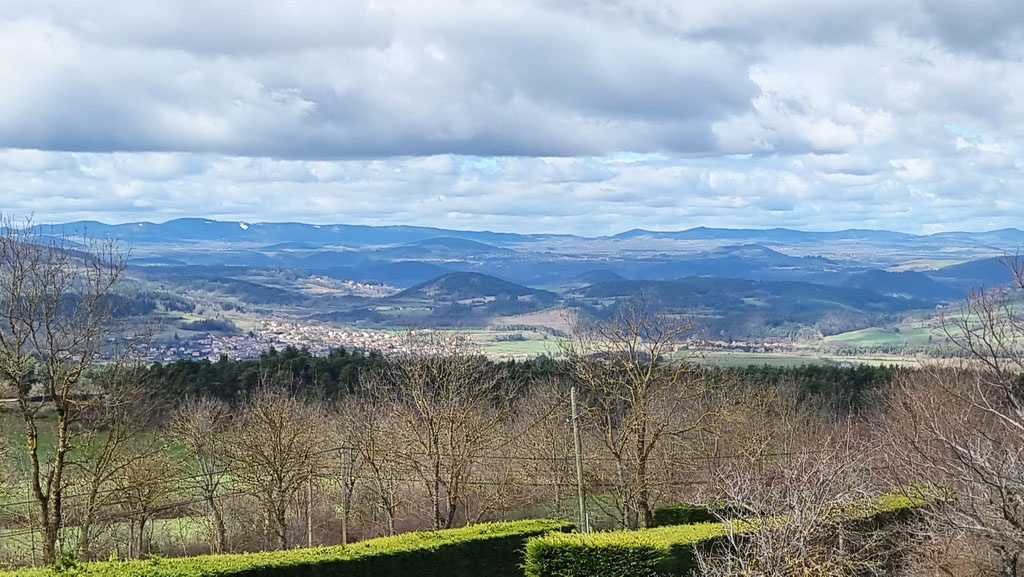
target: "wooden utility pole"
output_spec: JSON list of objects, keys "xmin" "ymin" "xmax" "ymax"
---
[
  {"xmin": 307, "ymin": 467, "xmax": 314, "ymax": 548},
  {"xmin": 571, "ymin": 386, "xmax": 588, "ymax": 532}
]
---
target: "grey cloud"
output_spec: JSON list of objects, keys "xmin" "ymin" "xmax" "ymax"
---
[
  {"xmin": 19, "ymin": 0, "xmax": 397, "ymax": 55},
  {"xmin": 0, "ymin": 1, "xmax": 757, "ymax": 158},
  {"xmin": 915, "ymin": 0, "xmax": 1024, "ymax": 58},
  {"xmin": 1, "ymin": 0, "xmax": 1023, "ymax": 234}
]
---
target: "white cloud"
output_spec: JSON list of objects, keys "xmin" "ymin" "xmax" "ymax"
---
[{"xmin": 0, "ymin": 0, "xmax": 1022, "ymax": 233}]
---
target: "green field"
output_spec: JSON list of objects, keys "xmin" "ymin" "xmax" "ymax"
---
[
  {"xmin": 0, "ymin": 517, "xmax": 208, "ymax": 563},
  {"xmin": 482, "ymin": 339, "xmax": 560, "ymax": 356},
  {"xmin": 691, "ymin": 350, "xmax": 921, "ymax": 368},
  {"xmin": 822, "ymin": 326, "xmax": 936, "ymax": 348},
  {"xmin": 462, "ymin": 329, "xmax": 564, "ymax": 357}
]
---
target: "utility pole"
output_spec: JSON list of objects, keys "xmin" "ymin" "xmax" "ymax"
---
[
  {"xmin": 571, "ymin": 386, "xmax": 588, "ymax": 532},
  {"xmin": 307, "ymin": 467, "xmax": 314, "ymax": 548}
]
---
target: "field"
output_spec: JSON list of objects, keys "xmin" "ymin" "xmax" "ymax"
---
[
  {"xmin": 692, "ymin": 351, "xmax": 922, "ymax": 368},
  {"xmin": 462, "ymin": 329, "xmax": 564, "ymax": 358},
  {"xmin": 0, "ymin": 517, "xmax": 208, "ymax": 564},
  {"xmin": 822, "ymin": 326, "xmax": 938, "ymax": 348}
]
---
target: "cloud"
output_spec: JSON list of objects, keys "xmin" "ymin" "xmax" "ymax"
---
[
  {"xmin": 0, "ymin": 0, "xmax": 1022, "ymax": 233},
  {"xmin": 2, "ymin": 147, "xmax": 1023, "ymax": 235},
  {"xmin": 0, "ymin": 1, "xmax": 757, "ymax": 157}
]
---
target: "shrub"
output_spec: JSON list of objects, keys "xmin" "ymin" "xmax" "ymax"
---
[
  {"xmin": 523, "ymin": 495, "xmax": 922, "ymax": 577},
  {"xmin": 652, "ymin": 504, "xmax": 740, "ymax": 527},
  {"xmin": 3, "ymin": 519, "xmax": 573, "ymax": 577}
]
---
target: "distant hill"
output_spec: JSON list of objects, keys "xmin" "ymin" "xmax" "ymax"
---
[
  {"xmin": 843, "ymin": 270, "xmax": 962, "ymax": 302},
  {"xmin": 571, "ymin": 276, "xmax": 930, "ymax": 340},
  {"xmin": 408, "ymin": 237, "xmax": 509, "ymax": 251},
  {"xmin": 33, "ymin": 218, "xmax": 559, "ymax": 247},
  {"xmin": 575, "ymin": 277, "xmax": 924, "ymax": 313},
  {"xmin": 612, "ymin": 227, "xmax": 919, "ymax": 243},
  {"xmin": 398, "ymin": 272, "xmax": 555, "ymax": 301},
  {"xmin": 929, "ymin": 257, "xmax": 1021, "ymax": 288},
  {"xmin": 927, "ymin": 229, "xmax": 1024, "ymax": 244},
  {"xmin": 572, "ymin": 269, "xmax": 628, "ymax": 285},
  {"xmin": 260, "ymin": 241, "xmax": 322, "ymax": 250},
  {"xmin": 611, "ymin": 244, "xmax": 840, "ymax": 282},
  {"xmin": 390, "ymin": 272, "xmax": 560, "ymax": 324},
  {"xmin": 373, "ymin": 237, "xmax": 514, "ymax": 260},
  {"xmin": 347, "ymin": 261, "xmax": 450, "ymax": 287}
]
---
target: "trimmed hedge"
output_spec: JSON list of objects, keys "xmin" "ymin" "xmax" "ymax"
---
[
  {"xmin": 523, "ymin": 495, "xmax": 922, "ymax": 577},
  {"xmin": 652, "ymin": 504, "xmax": 739, "ymax": 527},
  {"xmin": 3, "ymin": 519, "xmax": 573, "ymax": 577}
]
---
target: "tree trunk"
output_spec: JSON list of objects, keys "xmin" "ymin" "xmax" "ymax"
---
[
  {"xmin": 206, "ymin": 492, "xmax": 227, "ymax": 553},
  {"xmin": 340, "ymin": 507, "xmax": 348, "ymax": 545},
  {"xmin": 137, "ymin": 517, "xmax": 148, "ymax": 558},
  {"xmin": 445, "ymin": 493, "xmax": 458, "ymax": 529},
  {"xmin": 128, "ymin": 520, "xmax": 136, "ymax": 559},
  {"xmin": 274, "ymin": 503, "xmax": 288, "ymax": 550},
  {"xmin": 78, "ymin": 512, "xmax": 94, "ymax": 561},
  {"xmin": 386, "ymin": 502, "xmax": 397, "ymax": 536},
  {"xmin": 614, "ymin": 456, "xmax": 629, "ymax": 529},
  {"xmin": 340, "ymin": 482, "xmax": 353, "ymax": 544},
  {"xmin": 636, "ymin": 424, "xmax": 653, "ymax": 529},
  {"xmin": 41, "ymin": 518, "xmax": 58, "ymax": 565}
]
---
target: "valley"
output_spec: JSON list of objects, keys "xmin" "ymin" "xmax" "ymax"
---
[{"xmin": 55, "ymin": 218, "xmax": 1022, "ymax": 364}]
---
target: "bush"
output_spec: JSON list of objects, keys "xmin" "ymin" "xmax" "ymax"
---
[
  {"xmin": 3, "ymin": 519, "xmax": 573, "ymax": 577},
  {"xmin": 652, "ymin": 504, "xmax": 740, "ymax": 527},
  {"xmin": 523, "ymin": 495, "xmax": 922, "ymax": 577}
]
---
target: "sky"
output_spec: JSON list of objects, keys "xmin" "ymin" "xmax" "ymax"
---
[{"xmin": 1, "ymin": 0, "xmax": 1023, "ymax": 236}]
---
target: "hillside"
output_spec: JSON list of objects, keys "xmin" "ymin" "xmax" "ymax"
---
[
  {"xmin": 572, "ymin": 276, "xmax": 929, "ymax": 340},
  {"xmin": 929, "ymin": 256, "xmax": 1021, "ymax": 288},
  {"xmin": 398, "ymin": 272, "xmax": 555, "ymax": 301},
  {"xmin": 843, "ymin": 269, "xmax": 962, "ymax": 302}
]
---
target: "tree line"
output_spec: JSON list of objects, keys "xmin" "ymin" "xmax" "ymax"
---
[{"xmin": 140, "ymin": 346, "xmax": 894, "ymax": 411}]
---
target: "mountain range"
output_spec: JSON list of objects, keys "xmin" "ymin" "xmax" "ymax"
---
[{"xmin": 22, "ymin": 218, "xmax": 1024, "ymax": 341}]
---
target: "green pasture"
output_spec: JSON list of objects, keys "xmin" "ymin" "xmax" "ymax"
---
[
  {"xmin": 822, "ymin": 326, "xmax": 938, "ymax": 348},
  {"xmin": 0, "ymin": 518, "xmax": 208, "ymax": 564}
]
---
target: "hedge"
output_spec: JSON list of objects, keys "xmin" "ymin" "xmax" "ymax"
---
[
  {"xmin": 651, "ymin": 504, "xmax": 741, "ymax": 527},
  {"xmin": 523, "ymin": 494, "xmax": 922, "ymax": 577},
  {"xmin": 2, "ymin": 519, "xmax": 574, "ymax": 577}
]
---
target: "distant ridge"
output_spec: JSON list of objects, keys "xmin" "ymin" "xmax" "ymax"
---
[
  {"xmin": 612, "ymin": 227, "xmax": 918, "ymax": 242},
  {"xmin": 23, "ymin": 217, "xmax": 1024, "ymax": 246}
]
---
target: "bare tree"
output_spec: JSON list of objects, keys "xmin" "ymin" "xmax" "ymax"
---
[
  {"xmin": 509, "ymin": 378, "xmax": 575, "ymax": 519},
  {"xmin": 883, "ymin": 258, "xmax": 1024, "ymax": 577},
  {"xmin": 562, "ymin": 301, "xmax": 714, "ymax": 528},
  {"xmin": 227, "ymin": 385, "xmax": 326, "ymax": 550},
  {"xmin": 698, "ymin": 397, "xmax": 907, "ymax": 576},
  {"xmin": 70, "ymin": 361, "xmax": 163, "ymax": 561},
  {"xmin": 368, "ymin": 332, "xmax": 515, "ymax": 530},
  {"xmin": 328, "ymin": 401, "xmax": 364, "ymax": 544},
  {"xmin": 170, "ymin": 397, "xmax": 231, "ymax": 553},
  {"xmin": 345, "ymin": 397, "xmax": 407, "ymax": 536},
  {"xmin": 112, "ymin": 452, "xmax": 179, "ymax": 559},
  {"xmin": 0, "ymin": 218, "xmax": 127, "ymax": 564}
]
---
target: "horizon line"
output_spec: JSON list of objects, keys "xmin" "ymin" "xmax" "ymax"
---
[{"xmin": 28, "ymin": 216, "xmax": 1024, "ymax": 240}]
